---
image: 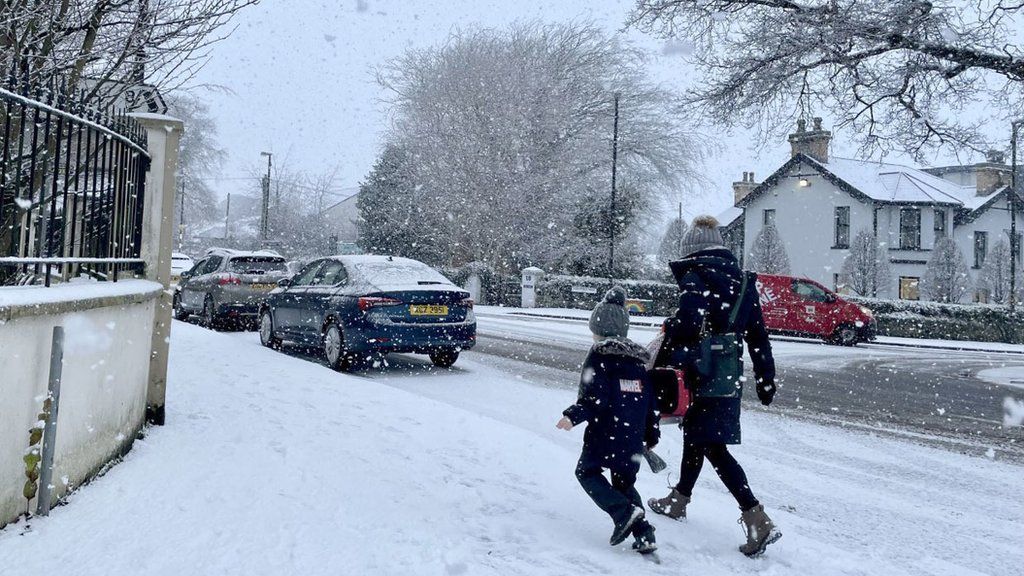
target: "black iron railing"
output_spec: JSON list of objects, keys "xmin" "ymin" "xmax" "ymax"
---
[{"xmin": 0, "ymin": 72, "xmax": 150, "ymax": 287}]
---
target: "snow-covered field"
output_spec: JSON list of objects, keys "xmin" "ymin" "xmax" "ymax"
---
[{"xmin": 1, "ymin": 321, "xmax": 1021, "ymax": 575}]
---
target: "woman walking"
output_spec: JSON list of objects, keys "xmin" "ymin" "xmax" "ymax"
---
[{"xmin": 648, "ymin": 215, "xmax": 781, "ymax": 557}]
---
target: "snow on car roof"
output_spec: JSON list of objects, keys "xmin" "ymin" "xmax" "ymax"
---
[{"xmin": 330, "ymin": 255, "xmax": 460, "ymax": 292}]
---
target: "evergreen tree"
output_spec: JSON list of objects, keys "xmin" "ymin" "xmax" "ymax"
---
[
  {"xmin": 920, "ymin": 237, "xmax": 971, "ymax": 303},
  {"xmin": 356, "ymin": 145, "xmax": 447, "ymax": 265},
  {"xmin": 748, "ymin": 223, "xmax": 790, "ymax": 274},
  {"xmin": 977, "ymin": 238, "xmax": 1022, "ymax": 304},
  {"xmin": 839, "ymin": 229, "xmax": 893, "ymax": 297},
  {"xmin": 656, "ymin": 217, "xmax": 689, "ymax": 265}
]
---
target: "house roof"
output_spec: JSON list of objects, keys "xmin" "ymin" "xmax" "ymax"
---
[
  {"xmin": 737, "ymin": 153, "xmax": 1003, "ymax": 215},
  {"xmin": 716, "ymin": 206, "xmax": 743, "ymax": 227}
]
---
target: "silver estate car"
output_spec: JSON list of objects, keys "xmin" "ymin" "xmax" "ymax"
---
[{"xmin": 173, "ymin": 248, "xmax": 290, "ymax": 329}]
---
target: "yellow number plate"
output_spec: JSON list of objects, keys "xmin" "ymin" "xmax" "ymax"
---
[
  {"xmin": 409, "ymin": 304, "xmax": 448, "ymax": 316},
  {"xmin": 251, "ymin": 283, "xmax": 277, "ymax": 292}
]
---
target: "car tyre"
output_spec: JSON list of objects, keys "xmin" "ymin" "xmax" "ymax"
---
[
  {"xmin": 203, "ymin": 294, "xmax": 221, "ymax": 331},
  {"xmin": 323, "ymin": 321, "xmax": 355, "ymax": 372},
  {"xmin": 829, "ymin": 324, "xmax": 858, "ymax": 347},
  {"xmin": 172, "ymin": 292, "xmax": 189, "ymax": 321},
  {"xmin": 429, "ymin": 349, "xmax": 460, "ymax": 368},
  {"xmin": 259, "ymin": 309, "xmax": 282, "ymax": 350}
]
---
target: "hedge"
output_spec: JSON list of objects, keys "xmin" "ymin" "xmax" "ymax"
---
[
  {"xmin": 536, "ymin": 274, "xmax": 679, "ymax": 316},
  {"xmin": 536, "ymin": 274, "xmax": 1024, "ymax": 344},
  {"xmin": 846, "ymin": 295, "xmax": 1024, "ymax": 344}
]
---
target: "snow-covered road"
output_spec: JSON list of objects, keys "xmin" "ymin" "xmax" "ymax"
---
[
  {"xmin": 473, "ymin": 308, "xmax": 1024, "ymax": 457},
  {"xmin": 1, "ymin": 321, "xmax": 1021, "ymax": 575}
]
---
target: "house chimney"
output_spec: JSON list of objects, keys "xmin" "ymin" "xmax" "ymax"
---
[
  {"xmin": 976, "ymin": 149, "xmax": 1009, "ymax": 196},
  {"xmin": 788, "ymin": 116, "xmax": 831, "ymax": 163},
  {"xmin": 732, "ymin": 171, "xmax": 759, "ymax": 205}
]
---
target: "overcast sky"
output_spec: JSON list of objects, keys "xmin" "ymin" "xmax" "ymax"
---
[{"xmin": 188, "ymin": 0, "xmax": 979, "ymax": 227}]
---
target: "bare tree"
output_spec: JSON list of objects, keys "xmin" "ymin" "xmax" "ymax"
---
[
  {"xmin": 1, "ymin": 0, "xmax": 257, "ymax": 104},
  {"xmin": 977, "ymin": 238, "xmax": 1022, "ymax": 303},
  {"xmin": 839, "ymin": 229, "xmax": 893, "ymax": 297},
  {"xmin": 921, "ymin": 237, "xmax": 972, "ymax": 302},
  {"xmin": 748, "ymin": 223, "xmax": 791, "ymax": 274},
  {"xmin": 168, "ymin": 93, "xmax": 225, "ymax": 244},
  {"xmin": 376, "ymin": 21, "xmax": 707, "ymax": 274},
  {"xmin": 628, "ymin": 0, "xmax": 1024, "ymax": 158}
]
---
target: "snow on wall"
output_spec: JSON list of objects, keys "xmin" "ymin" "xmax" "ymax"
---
[{"xmin": 0, "ymin": 284, "xmax": 159, "ymax": 527}]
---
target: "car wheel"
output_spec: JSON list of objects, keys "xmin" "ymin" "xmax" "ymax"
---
[
  {"xmin": 323, "ymin": 321, "xmax": 354, "ymax": 372},
  {"xmin": 172, "ymin": 292, "xmax": 189, "ymax": 321},
  {"xmin": 259, "ymin": 309, "xmax": 282, "ymax": 349},
  {"xmin": 829, "ymin": 324, "xmax": 858, "ymax": 346},
  {"xmin": 429, "ymin": 349, "xmax": 460, "ymax": 368},
  {"xmin": 203, "ymin": 295, "xmax": 220, "ymax": 331}
]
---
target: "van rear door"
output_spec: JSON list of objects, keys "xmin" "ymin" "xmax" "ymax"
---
[{"xmin": 756, "ymin": 276, "xmax": 792, "ymax": 332}]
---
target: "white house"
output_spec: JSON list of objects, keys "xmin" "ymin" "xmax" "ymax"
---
[
  {"xmin": 322, "ymin": 187, "xmax": 362, "ymax": 254},
  {"xmin": 722, "ymin": 118, "xmax": 1021, "ymax": 300}
]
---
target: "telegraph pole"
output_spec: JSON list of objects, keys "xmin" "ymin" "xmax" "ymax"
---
[
  {"xmin": 608, "ymin": 92, "xmax": 620, "ymax": 282},
  {"xmin": 224, "ymin": 193, "xmax": 231, "ymax": 242},
  {"xmin": 259, "ymin": 151, "xmax": 273, "ymax": 247},
  {"xmin": 1011, "ymin": 121, "xmax": 1022, "ymax": 310},
  {"xmin": 178, "ymin": 181, "xmax": 185, "ymax": 250}
]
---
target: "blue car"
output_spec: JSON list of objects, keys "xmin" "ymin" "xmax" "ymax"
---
[{"xmin": 257, "ymin": 255, "xmax": 476, "ymax": 370}]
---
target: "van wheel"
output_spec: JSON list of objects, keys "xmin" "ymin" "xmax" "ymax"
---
[
  {"xmin": 429, "ymin": 349, "xmax": 460, "ymax": 368},
  {"xmin": 323, "ymin": 321, "xmax": 355, "ymax": 372},
  {"xmin": 830, "ymin": 325, "xmax": 858, "ymax": 346}
]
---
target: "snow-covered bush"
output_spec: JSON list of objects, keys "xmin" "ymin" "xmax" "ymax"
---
[
  {"xmin": 839, "ymin": 229, "xmax": 892, "ymax": 297},
  {"xmin": 748, "ymin": 223, "xmax": 791, "ymax": 274},
  {"xmin": 920, "ymin": 237, "xmax": 971, "ymax": 303},
  {"xmin": 976, "ymin": 239, "xmax": 1022, "ymax": 304}
]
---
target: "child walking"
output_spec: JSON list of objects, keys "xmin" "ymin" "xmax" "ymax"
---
[{"xmin": 556, "ymin": 287, "xmax": 660, "ymax": 554}]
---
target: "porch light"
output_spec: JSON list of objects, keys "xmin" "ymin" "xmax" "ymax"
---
[{"xmin": 798, "ymin": 177, "xmax": 812, "ymax": 187}]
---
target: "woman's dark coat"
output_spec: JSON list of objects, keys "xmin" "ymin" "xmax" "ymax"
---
[{"xmin": 655, "ymin": 248, "xmax": 776, "ymax": 445}]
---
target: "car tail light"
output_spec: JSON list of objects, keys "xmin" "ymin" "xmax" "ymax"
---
[
  {"xmin": 359, "ymin": 296, "xmax": 401, "ymax": 311},
  {"xmin": 460, "ymin": 297, "xmax": 474, "ymax": 309},
  {"xmin": 217, "ymin": 274, "xmax": 241, "ymax": 286}
]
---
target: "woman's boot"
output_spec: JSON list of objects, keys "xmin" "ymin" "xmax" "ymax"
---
[
  {"xmin": 738, "ymin": 505, "xmax": 782, "ymax": 557},
  {"xmin": 647, "ymin": 488, "xmax": 689, "ymax": 520}
]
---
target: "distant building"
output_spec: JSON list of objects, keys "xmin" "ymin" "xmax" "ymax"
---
[
  {"xmin": 322, "ymin": 187, "xmax": 362, "ymax": 254},
  {"xmin": 721, "ymin": 118, "xmax": 1020, "ymax": 300}
]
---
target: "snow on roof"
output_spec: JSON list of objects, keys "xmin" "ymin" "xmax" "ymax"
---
[
  {"xmin": 810, "ymin": 156, "xmax": 974, "ymax": 206},
  {"xmin": 716, "ymin": 206, "xmax": 743, "ymax": 226}
]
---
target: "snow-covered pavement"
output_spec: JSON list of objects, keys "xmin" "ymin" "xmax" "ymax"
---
[{"xmin": 1, "ymin": 321, "xmax": 1021, "ymax": 575}]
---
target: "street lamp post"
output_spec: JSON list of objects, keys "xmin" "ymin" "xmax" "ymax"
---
[
  {"xmin": 1011, "ymin": 121, "xmax": 1023, "ymax": 310},
  {"xmin": 259, "ymin": 151, "xmax": 272, "ymax": 247}
]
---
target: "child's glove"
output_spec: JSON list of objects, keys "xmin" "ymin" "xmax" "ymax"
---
[
  {"xmin": 757, "ymin": 379, "xmax": 777, "ymax": 406},
  {"xmin": 556, "ymin": 416, "xmax": 574, "ymax": 430}
]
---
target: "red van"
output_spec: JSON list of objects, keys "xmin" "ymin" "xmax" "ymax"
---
[{"xmin": 755, "ymin": 274, "xmax": 876, "ymax": 346}]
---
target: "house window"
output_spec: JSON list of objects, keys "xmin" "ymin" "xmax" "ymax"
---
[
  {"xmin": 834, "ymin": 206, "xmax": 850, "ymax": 248},
  {"xmin": 974, "ymin": 231, "xmax": 988, "ymax": 269},
  {"xmin": 763, "ymin": 209, "xmax": 776, "ymax": 227},
  {"xmin": 899, "ymin": 276, "xmax": 920, "ymax": 301},
  {"xmin": 899, "ymin": 208, "xmax": 921, "ymax": 249},
  {"xmin": 934, "ymin": 209, "xmax": 947, "ymax": 239}
]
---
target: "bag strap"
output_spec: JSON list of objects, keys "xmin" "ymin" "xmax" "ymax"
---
[{"xmin": 726, "ymin": 272, "xmax": 749, "ymax": 332}]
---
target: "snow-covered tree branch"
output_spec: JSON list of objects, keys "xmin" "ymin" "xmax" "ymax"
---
[{"xmin": 628, "ymin": 0, "xmax": 1024, "ymax": 158}]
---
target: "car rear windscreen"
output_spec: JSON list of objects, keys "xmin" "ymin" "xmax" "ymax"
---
[
  {"xmin": 350, "ymin": 260, "xmax": 452, "ymax": 287},
  {"xmin": 228, "ymin": 257, "xmax": 287, "ymax": 274}
]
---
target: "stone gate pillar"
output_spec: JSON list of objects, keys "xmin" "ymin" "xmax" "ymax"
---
[{"xmin": 131, "ymin": 113, "xmax": 183, "ymax": 426}]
